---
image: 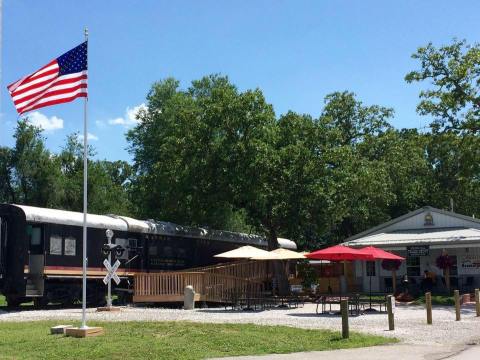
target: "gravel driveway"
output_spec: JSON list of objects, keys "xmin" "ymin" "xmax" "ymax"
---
[{"xmin": 1, "ymin": 303, "xmax": 479, "ymax": 346}]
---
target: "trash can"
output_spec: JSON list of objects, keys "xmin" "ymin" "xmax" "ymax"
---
[{"xmin": 184, "ymin": 285, "xmax": 195, "ymax": 310}]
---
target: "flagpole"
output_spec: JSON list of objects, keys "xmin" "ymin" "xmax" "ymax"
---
[{"xmin": 81, "ymin": 27, "xmax": 89, "ymax": 329}]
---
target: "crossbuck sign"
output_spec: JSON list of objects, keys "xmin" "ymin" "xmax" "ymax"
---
[{"xmin": 103, "ymin": 259, "xmax": 121, "ymax": 285}]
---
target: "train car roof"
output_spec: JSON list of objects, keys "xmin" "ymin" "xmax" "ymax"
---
[
  {"xmin": 3, "ymin": 204, "xmax": 297, "ymax": 249},
  {"xmin": 14, "ymin": 204, "xmax": 129, "ymax": 231}
]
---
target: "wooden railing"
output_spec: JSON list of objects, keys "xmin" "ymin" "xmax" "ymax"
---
[
  {"xmin": 188, "ymin": 260, "xmax": 272, "ymax": 282},
  {"xmin": 133, "ymin": 271, "xmax": 264, "ymax": 303}
]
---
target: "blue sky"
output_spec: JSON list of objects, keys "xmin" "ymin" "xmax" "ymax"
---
[{"xmin": 1, "ymin": 1, "xmax": 479, "ymax": 161}]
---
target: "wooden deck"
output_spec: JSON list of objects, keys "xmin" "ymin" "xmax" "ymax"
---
[{"xmin": 133, "ymin": 269, "xmax": 265, "ymax": 303}]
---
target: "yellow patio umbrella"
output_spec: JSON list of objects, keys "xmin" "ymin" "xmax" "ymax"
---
[
  {"xmin": 250, "ymin": 248, "xmax": 305, "ymax": 260},
  {"xmin": 214, "ymin": 245, "xmax": 277, "ymax": 259}
]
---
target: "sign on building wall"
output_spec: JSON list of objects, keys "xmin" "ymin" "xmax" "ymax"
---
[
  {"xmin": 407, "ymin": 245, "xmax": 429, "ymax": 257},
  {"xmin": 458, "ymin": 249, "xmax": 480, "ymax": 275}
]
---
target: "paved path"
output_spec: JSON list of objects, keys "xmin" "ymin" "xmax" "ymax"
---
[{"xmin": 210, "ymin": 344, "xmax": 480, "ymax": 360}]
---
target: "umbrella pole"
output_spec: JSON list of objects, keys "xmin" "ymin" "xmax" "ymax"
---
[{"xmin": 369, "ymin": 269, "xmax": 372, "ymax": 309}]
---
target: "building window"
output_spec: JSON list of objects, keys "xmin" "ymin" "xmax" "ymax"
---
[
  {"xmin": 424, "ymin": 213, "xmax": 434, "ymax": 226},
  {"xmin": 407, "ymin": 256, "xmax": 420, "ymax": 276},
  {"xmin": 366, "ymin": 261, "xmax": 376, "ymax": 276}
]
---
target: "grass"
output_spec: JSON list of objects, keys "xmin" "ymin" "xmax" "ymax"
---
[
  {"xmin": 0, "ymin": 321, "xmax": 396, "ymax": 360},
  {"xmin": 0, "ymin": 294, "xmax": 33, "ymax": 307},
  {"xmin": 412, "ymin": 295, "xmax": 455, "ymax": 306}
]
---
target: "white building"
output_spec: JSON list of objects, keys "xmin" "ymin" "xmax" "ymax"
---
[{"xmin": 342, "ymin": 206, "xmax": 480, "ymax": 293}]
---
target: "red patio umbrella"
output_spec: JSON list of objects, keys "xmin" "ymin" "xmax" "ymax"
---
[
  {"xmin": 306, "ymin": 245, "xmax": 374, "ymax": 296},
  {"xmin": 357, "ymin": 246, "xmax": 405, "ymax": 311},
  {"xmin": 357, "ymin": 246, "xmax": 404, "ymax": 261},
  {"xmin": 306, "ymin": 245, "xmax": 375, "ymax": 261}
]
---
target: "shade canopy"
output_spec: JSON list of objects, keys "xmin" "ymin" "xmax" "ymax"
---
[
  {"xmin": 214, "ymin": 245, "xmax": 274, "ymax": 259},
  {"xmin": 251, "ymin": 248, "xmax": 306, "ymax": 260},
  {"xmin": 306, "ymin": 245, "xmax": 375, "ymax": 261},
  {"xmin": 357, "ymin": 246, "xmax": 405, "ymax": 260}
]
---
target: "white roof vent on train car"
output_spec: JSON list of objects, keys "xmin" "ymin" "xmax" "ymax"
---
[
  {"xmin": 112, "ymin": 215, "xmax": 150, "ymax": 233},
  {"xmin": 277, "ymin": 237, "xmax": 297, "ymax": 250}
]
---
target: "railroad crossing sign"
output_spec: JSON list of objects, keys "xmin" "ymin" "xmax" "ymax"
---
[{"xmin": 103, "ymin": 259, "xmax": 121, "ymax": 285}]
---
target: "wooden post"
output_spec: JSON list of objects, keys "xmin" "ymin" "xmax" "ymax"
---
[
  {"xmin": 341, "ymin": 299, "xmax": 349, "ymax": 339},
  {"xmin": 475, "ymin": 288, "xmax": 480, "ymax": 317},
  {"xmin": 386, "ymin": 295, "xmax": 394, "ymax": 330},
  {"xmin": 454, "ymin": 289, "xmax": 461, "ymax": 321},
  {"xmin": 426, "ymin": 292, "xmax": 432, "ymax": 325}
]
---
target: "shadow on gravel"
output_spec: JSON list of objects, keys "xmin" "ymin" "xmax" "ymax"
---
[{"xmin": 196, "ymin": 309, "xmax": 266, "ymax": 314}]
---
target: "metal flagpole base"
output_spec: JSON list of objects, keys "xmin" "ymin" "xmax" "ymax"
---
[
  {"xmin": 65, "ymin": 326, "xmax": 104, "ymax": 338},
  {"xmin": 50, "ymin": 325, "xmax": 74, "ymax": 335}
]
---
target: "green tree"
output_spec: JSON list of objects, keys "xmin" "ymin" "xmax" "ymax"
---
[
  {"xmin": 0, "ymin": 147, "xmax": 15, "ymax": 203},
  {"xmin": 127, "ymin": 76, "xmax": 244, "ymax": 229},
  {"xmin": 406, "ymin": 39, "xmax": 480, "ymax": 133},
  {"xmin": 56, "ymin": 133, "xmax": 132, "ymax": 215},
  {"xmin": 317, "ymin": 92, "xmax": 396, "ymax": 241},
  {"xmin": 406, "ymin": 39, "xmax": 480, "ymax": 216},
  {"xmin": 9, "ymin": 120, "xmax": 61, "ymax": 207}
]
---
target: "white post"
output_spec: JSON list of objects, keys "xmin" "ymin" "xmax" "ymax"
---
[
  {"xmin": 81, "ymin": 27, "xmax": 89, "ymax": 329},
  {"xmin": 105, "ymin": 230, "xmax": 114, "ymax": 308}
]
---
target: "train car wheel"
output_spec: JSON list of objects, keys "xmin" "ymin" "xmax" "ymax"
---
[
  {"xmin": 33, "ymin": 297, "xmax": 48, "ymax": 308},
  {"xmin": 6, "ymin": 296, "xmax": 21, "ymax": 308}
]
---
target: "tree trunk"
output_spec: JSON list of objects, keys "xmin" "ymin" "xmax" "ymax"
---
[
  {"xmin": 267, "ymin": 228, "xmax": 290, "ymax": 296},
  {"xmin": 392, "ymin": 270, "xmax": 397, "ymax": 294}
]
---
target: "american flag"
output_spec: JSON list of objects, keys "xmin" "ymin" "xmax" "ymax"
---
[{"xmin": 7, "ymin": 42, "xmax": 88, "ymax": 114}]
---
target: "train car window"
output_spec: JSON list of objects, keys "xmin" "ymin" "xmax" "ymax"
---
[
  {"xmin": 163, "ymin": 246, "xmax": 173, "ymax": 257},
  {"xmin": 177, "ymin": 248, "xmax": 187, "ymax": 259},
  {"xmin": 128, "ymin": 238, "xmax": 138, "ymax": 249},
  {"xmin": 30, "ymin": 227, "xmax": 41, "ymax": 246},
  {"xmin": 49, "ymin": 235, "xmax": 62, "ymax": 255},
  {"xmin": 27, "ymin": 225, "xmax": 43, "ymax": 254},
  {"xmin": 64, "ymin": 237, "xmax": 76, "ymax": 256},
  {"xmin": 148, "ymin": 245, "xmax": 157, "ymax": 256}
]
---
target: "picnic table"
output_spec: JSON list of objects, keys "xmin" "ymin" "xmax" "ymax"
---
[
  {"xmin": 315, "ymin": 292, "xmax": 391, "ymax": 315},
  {"xmin": 357, "ymin": 292, "xmax": 389, "ymax": 312},
  {"xmin": 315, "ymin": 294, "xmax": 361, "ymax": 316},
  {"xmin": 224, "ymin": 291, "xmax": 306, "ymax": 311}
]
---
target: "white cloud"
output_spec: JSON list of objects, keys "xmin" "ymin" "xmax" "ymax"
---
[
  {"xmin": 95, "ymin": 120, "xmax": 106, "ymax": 128},
  {"xmin": 108, "ymin": 103, "xmax": 147, "ymax": 127},
  {"xmin": 27, "ymin": 111, "xmax": 64, "ymax": 132},
  {"xmin": 77, "ymin": 132, "xmax": 99, "ymax": 141}
]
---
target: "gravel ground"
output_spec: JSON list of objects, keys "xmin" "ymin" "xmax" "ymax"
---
[{"xmin": 1, "ymin": 303, "xmax": 479, "ymax": 346}]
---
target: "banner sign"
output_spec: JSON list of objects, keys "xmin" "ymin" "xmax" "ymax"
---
[
  {"xmin": 407, "ymin": 245, "xmax": 429, "ymax": 257},
  {"xmin": 458, "ymin": 252, "xmax": 480, "ymax": 275}
]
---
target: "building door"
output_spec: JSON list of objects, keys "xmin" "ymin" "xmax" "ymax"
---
[
  {"xmin": 27, "ymin": 225, "xmax": 44, "ymax": 296},
  {"xmin": 0, "ymin": 217, "xmax": 6, "ymax": 278}
]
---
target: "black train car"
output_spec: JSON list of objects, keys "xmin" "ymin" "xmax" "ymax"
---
[{"xmin": 0, "ymin": 204, "xmax": 296, "ymax": 307}]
